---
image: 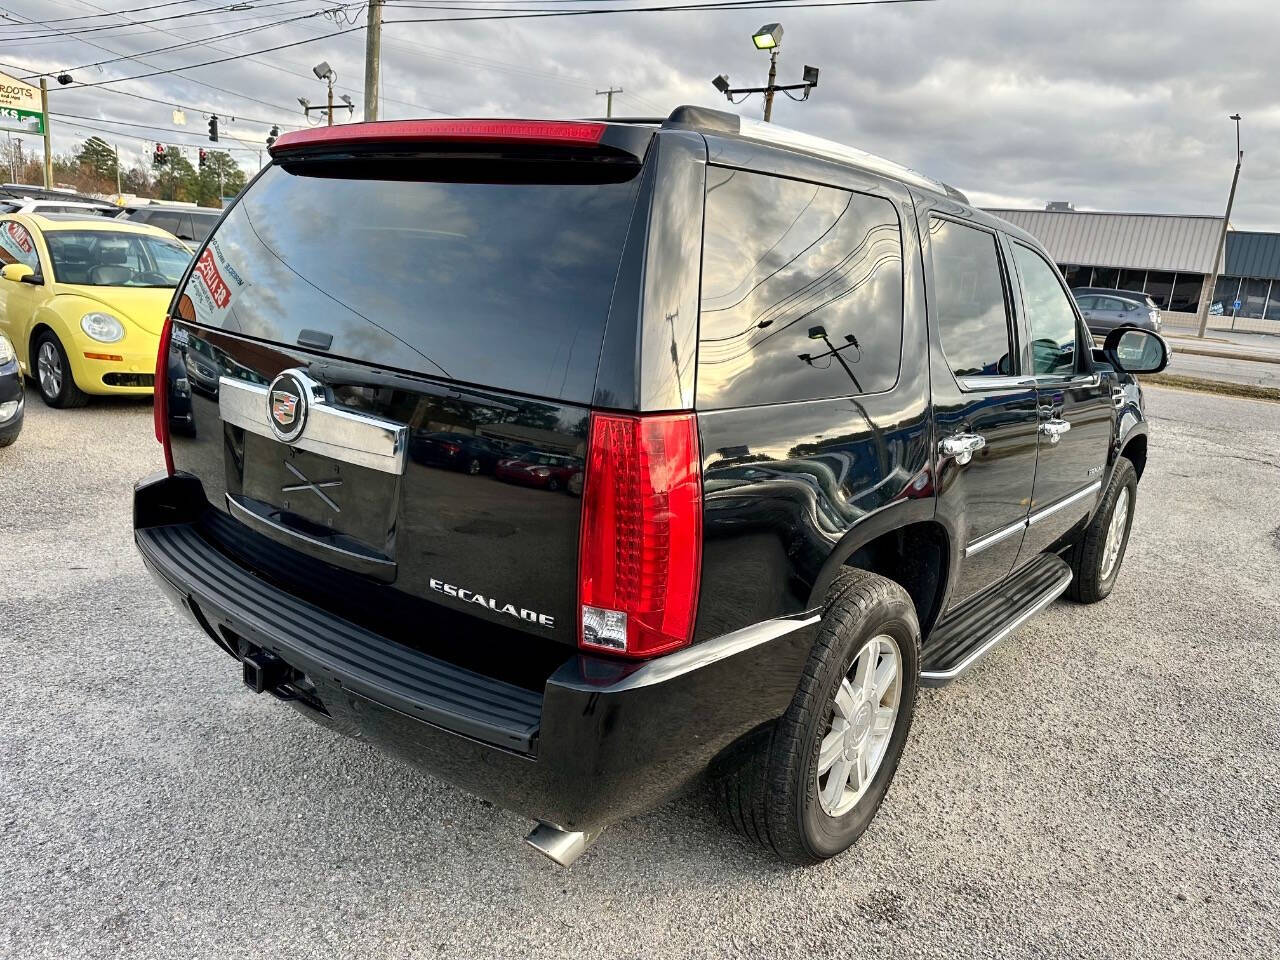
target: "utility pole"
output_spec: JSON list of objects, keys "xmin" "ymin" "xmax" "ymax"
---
[
  {"xmin": 762, "ymin": 49, "xmax": 778, "ymax": 122},
  {"xmin": 363, "ymin": 0, "xmax": 382, "ymax": 122},
  {"xmin": 595, "ymin": 86, "xmax": 622, "ymax": 118},
  {"xmin": 114, "ymin": 142, "xmax": 121, "ymax": 196},
  {"xmin": 39, "ymin": 77, "xmax": 52, "ymax": 188},
  {"xmin": 1197, "ymin": 113, "xmax": 1243, "ymax": 338},
  {"xmin": 327, "ymin": 74, "xmax": 334, "ymax": 126}
]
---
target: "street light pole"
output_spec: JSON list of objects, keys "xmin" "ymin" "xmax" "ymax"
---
[
  {"xmin": 1197, "ymin": 113, "xmax": 1243, "ymax": 338},
  {"xmin": 327, "ymin": 74, "xmax": 334, "ymax": 127},
  {"xmin": 763, "ymin": 48, "xmax": 778, "ymax": 122}
]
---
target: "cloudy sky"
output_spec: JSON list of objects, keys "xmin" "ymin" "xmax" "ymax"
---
[{"xmin": 3, "ymin": 0, "xmax": 1277, "ymax": 228}]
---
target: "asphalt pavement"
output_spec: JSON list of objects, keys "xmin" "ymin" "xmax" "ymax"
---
[{"xmin": 1, "ymin": 387, "xmax": 1278, "ymax": 959}]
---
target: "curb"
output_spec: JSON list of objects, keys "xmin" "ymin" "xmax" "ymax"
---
[
  {"xmin": 1165, "ymin": 345, "xmax": 1280, "ymax": 367},
  {"xmin": 1144, "ymin": 373, "xmax": 1280, "ymax": 403}
]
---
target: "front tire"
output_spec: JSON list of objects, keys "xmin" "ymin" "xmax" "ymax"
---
[
  {"xmin": 34, "ymin": 332, "xmax": 89, "ymax": 409},
  {"xmin": 1066, "ymin": 456, "xmax": 1137, "ymax": 604},
  {"xmin": 717, "ymin": 568, "xmax": 920, "ymax": 864}
]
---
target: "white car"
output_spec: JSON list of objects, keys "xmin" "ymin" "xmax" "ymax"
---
[{"xmin": 0, "ymin": 198, "xmax": 115, "ymax": 217}]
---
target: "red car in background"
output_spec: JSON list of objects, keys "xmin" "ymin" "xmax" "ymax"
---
[{"xmin": 494, "ymin": 452, "xmax": 583, "ymax": 493}]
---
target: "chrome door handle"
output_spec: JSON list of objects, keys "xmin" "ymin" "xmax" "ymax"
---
[
  {"xmin": 939, "ymin": 433, "xmax": 987, "ymax": 466},
  {"xmin": 1040, "ymin": 418, "xmax": 1071, "ymax": 444}
]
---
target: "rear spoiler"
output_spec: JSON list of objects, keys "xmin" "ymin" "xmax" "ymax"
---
[{"xmin": 268, "ymin": 119, "xmax": 653, "ymax": 162}]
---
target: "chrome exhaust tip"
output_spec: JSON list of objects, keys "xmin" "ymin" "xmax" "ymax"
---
[{"xmin": 524, "ymin": 822, "xmax": 598, "ymax": 867}]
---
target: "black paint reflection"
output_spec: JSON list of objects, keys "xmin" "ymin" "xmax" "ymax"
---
[
  {"xmin": 697, "ymin": 167, "xmax": 904, "ymax": 409},
  {"xmin": 185, "ymin": 162, "xmax": 642, "ymax": 405}
]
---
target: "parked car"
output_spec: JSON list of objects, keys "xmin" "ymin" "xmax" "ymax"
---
[
  {"xmin": 0, "ymin": 333, "xmax": 23, "ymax": 446},
  {"xmin": 0, "ymin": 198, "xmax": 115, "ymax": 217},
  {"xmin": 409, "ymin": 430, "xmax": 506, "ymax": 474},
  {"xmin": 135, "ymin": 110, "xmax": 1168, "ymax": 869},
  {"xmin": 1072, "ymin": 286, "xmax": 1161, "ymax": 336},
  {"xmin": 495, "ymin": 452, "xmax": 582, "ymax": 491},
  {"xmin": 0, "ymin": 214, "xmax": 192, "ymax": 407},
  {"xmin": 120, "ymin": 204, "xmax": 221, "ymax": 244}
]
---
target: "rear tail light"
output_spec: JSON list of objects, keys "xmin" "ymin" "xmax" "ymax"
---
[
  {"xmin": 578, "ymin": 413, "xmax": 702, "ymax": 659},
  {"xmin": 153, "ymin": 315, "xmax": 174, "ymax": 476}
]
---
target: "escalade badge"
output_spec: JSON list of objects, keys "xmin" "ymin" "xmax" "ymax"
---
[{"xmin": 266, "ymin": 370, "xmax": 308, "ymax": 443}]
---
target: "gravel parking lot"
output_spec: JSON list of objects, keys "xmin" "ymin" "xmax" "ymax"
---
[{"xmin": 2, "ymin": 386, "xmax": 1277, "ymax": 960}]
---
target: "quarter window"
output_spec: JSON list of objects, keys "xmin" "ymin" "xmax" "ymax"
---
[
  {"xmin": 0, "ymin": 220, "xmax": 40, "ymax": 271},
  {"xmin": 1013, "ymin": 243, "xmax": 1080, "ymax": 376},
  {"xmin": 696, "ymin": 168, "xmax": 904, "ymax": 408},
  {"xmin": 927, "ymin": 218, "xmax": 1014, "ymax": 379}
]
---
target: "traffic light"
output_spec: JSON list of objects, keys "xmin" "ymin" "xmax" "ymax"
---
[
  {"xmin": 265, "ymin": 124, "xmax": 279, "ymax": 148},
  {"xmin": 208, "ymin": 114, "xmax": 219, "ymax": 143},
  {"xmin": 152, "ymin": 143, "xmax": 166, "ymax": 167},
  {"xmin": 198, "ymin": 148, "xmax": 207, "ymax": 169}
]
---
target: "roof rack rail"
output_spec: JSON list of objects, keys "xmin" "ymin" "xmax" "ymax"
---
[{"xmin": 662, "ymin": 105, "xmax": 968, "ymax": 204}]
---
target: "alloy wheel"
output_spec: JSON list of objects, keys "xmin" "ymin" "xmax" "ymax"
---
[
  {"xmin": 37, "ymin": 341, "xmax": 62, "ymax": 399},
  {"xmin": 816, "ymin": 634, "xmax": 902, "ymax": 817},
  {"xmin": 1100, "ymin": 487, "xmax": 1130, "ymax": 581}
]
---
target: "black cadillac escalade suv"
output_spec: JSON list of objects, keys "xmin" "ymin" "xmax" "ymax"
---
[{"xmin": 134, "ymin": 108, "xmax": 1169, "ymax": 866}]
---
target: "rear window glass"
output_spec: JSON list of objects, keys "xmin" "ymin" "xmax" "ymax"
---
[
  {"xmin": 177, "ymin": 161, "xmax": 641, "ymax": 403},
  {"xmin": 696, "ymin": 168, "xmax": 904, "ymax": 408}
]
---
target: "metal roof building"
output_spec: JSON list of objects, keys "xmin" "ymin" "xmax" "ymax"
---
[
  {"xmin": 989, "ymin": 209, "xmax": 1224, "ymax": 274},
  {"xmin": 1226, "ymin": 231, "xmax": 1280, "ymax": 279},
  {"xmin": 985, "ymin": 207, "xmax": 1280, "ymax": 332}
]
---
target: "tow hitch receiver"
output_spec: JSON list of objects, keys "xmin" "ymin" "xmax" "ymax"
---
[{"xmin": 242, "ymin": 649, "xmax": 290, "ymax": 694}]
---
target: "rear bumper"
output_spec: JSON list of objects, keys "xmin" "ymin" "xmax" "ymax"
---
[{"xmin": 133, "ymin": 472, "xmax": 816, "ymax": 833}]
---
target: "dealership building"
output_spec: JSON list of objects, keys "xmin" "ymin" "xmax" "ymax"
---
[{"xmin": 988, "ymin": 206, "xmax": 1280, "ymax": 334}]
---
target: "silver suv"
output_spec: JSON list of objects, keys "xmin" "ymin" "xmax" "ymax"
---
[{"xmin": 1072, "ymin": 286, "xmax": 1161, "ymax": 336}]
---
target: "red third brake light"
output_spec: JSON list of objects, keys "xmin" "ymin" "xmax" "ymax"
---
[
  {"xmin": 269, "ymin": 119, "xmax": 607, "ymax": 156},
  {"xmin": 154, "ymin": 315, "xmax": 173, "ymax": 476},
  {"xmin": 578, "ymin": 413, "xmax": 702, "ymax": 659}
]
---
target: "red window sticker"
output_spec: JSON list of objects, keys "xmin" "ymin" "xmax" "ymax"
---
[{"xmin": 194, "ymin": 248, "xmax": 231, "ymax": 309}]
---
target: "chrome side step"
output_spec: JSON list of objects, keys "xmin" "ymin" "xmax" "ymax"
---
[
  {"xmin": 524, "ymin": 823, "xmax": 601, "ymax": 867},
  {"xmin": 920, "ymin": 553, "xmax": 1072, "ymax": 686}
]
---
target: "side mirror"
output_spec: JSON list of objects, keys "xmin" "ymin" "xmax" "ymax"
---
[
  {"xmin": 0, "ymin": 262, "xmax": 39, "ymax": 284},
  {"xmin": 1104, "ymin": 326, "xmax": 1169, "ymax": 374}
]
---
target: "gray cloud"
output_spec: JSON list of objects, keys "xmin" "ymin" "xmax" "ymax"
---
[{"xmin": 7, "ymin": 0, "xmax": 1277, "ymax": 227}]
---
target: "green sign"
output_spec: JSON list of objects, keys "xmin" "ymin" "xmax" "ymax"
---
[{"xmin": 0, "ymin": 72, "xmax": 45, "ymax": 136}]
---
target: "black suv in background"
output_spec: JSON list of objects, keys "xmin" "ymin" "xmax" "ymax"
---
[
  {"xmin": 119, "ymin": 203, "xmax": 222, "ymax": 244},
  {"xmin": 134, "ymin": 110, "xmax": 1168, "ymax": 867}
]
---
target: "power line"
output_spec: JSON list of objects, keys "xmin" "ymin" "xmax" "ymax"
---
[
  {"xmin": 54, "ymin": 0, "xmax": 457, "ymax": 117},
  {"xmin": 0, "ymin": 5, "xmax": 307, "ymax": 116},
  {"xmin": 27, "ymin": 5, "xmax": 352, "ymax": 75},
  {"xmin": 0, "ymin": 0, "xmax": 322, "ymax": 41},
  {"xmin": 48, "ymin": 24, "xmax": 366, "ymax": 90},
  {"xmin": 0, "ymin": 0, "xmax": 224, "ymax": 27},
  {"xmin": 52, "ymin": 110, "xmax": 268, "ymax": 147},
  {"xmin": 0, "ymin": 57, "xmax": 303, "ymax": 129}
]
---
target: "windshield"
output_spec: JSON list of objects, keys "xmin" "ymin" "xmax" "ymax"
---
[{"xmin": 45, "ymin": 230, "xmax": 192, "ymax": 287}]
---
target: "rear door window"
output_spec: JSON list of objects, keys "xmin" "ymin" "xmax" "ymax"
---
[
  {"xmin": 177, "ymin": 160, "xmax": 642, "ymax": 403},
  {"xmin": 927, "ymin": 217, "xmax": 1015, "ymax": 380},
  {"xmin": 696, "ymin": 167, "xmax": 904, "ymax": 408},
  {"xmin": 1012, "ymin": 242, "xmax": 1081, "ymax": 377}
]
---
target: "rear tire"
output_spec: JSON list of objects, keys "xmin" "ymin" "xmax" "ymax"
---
[
  {"xmin": 716, "ymin": 568, "xmax": 920, "ymax": 864},
  {"xmin": 1066, "ymin": 456, "xmax": 1137, "ymax": 604},
  {"xmin": 34, "ymin": 331, "xmax": 89, "ymax": 409}
]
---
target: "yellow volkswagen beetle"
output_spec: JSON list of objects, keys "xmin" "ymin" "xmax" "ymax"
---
[{"xmin": 0, "ymin": 213, "xmax": 192, "ymax": 407}]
